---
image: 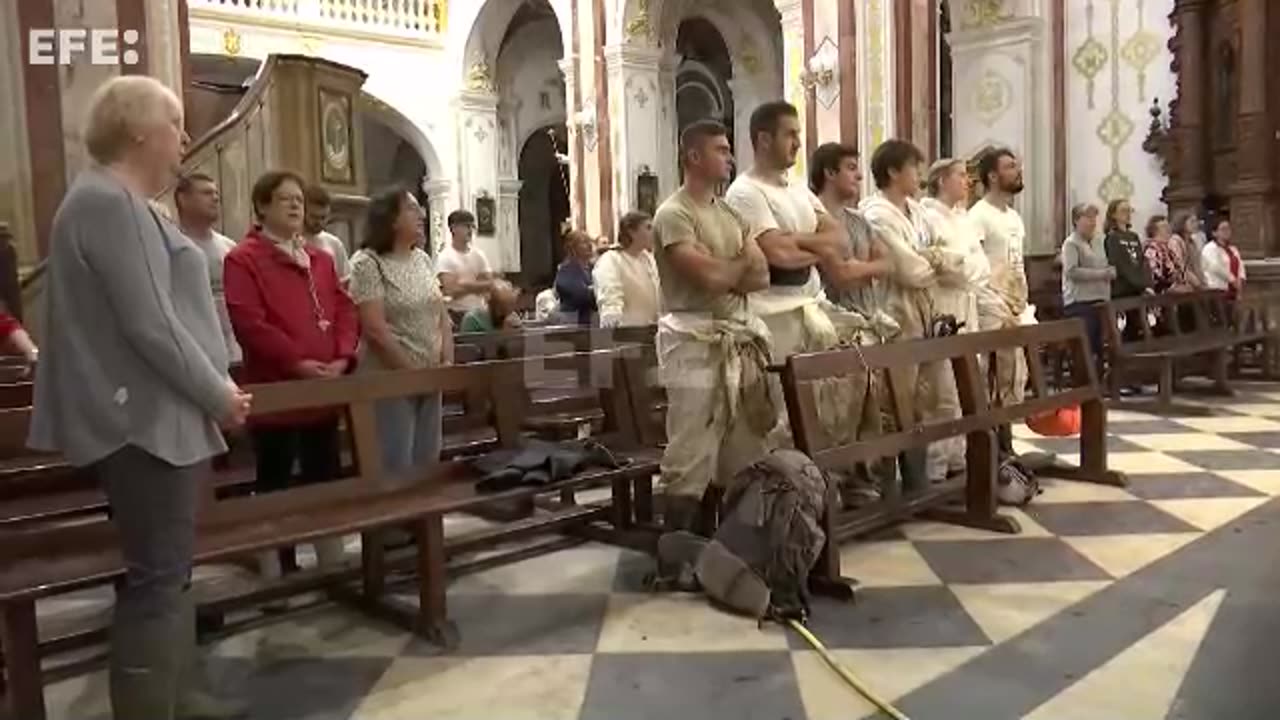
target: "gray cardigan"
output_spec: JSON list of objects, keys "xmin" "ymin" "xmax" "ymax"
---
[
  {"xmin": 1060, "ymin": 233, "xmax": 1113, "ymax": 305},
  {"xmin": 29, "ymin": 167, "xmax": 231, "ymax": 468}
]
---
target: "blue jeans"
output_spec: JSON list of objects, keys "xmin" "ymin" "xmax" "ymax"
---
[{"xmin": 375, "ymin": 393, "xmax": 443, "ymax": 473}]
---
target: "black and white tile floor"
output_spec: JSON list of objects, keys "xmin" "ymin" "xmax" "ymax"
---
[{"xmin": 42, "ymin": 383, "xmax": 1280, "ymax": 719}]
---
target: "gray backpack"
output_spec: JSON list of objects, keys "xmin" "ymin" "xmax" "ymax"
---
[{"xmin": 690, "ymin": 449, "xmax": 831, "ymax": 621}]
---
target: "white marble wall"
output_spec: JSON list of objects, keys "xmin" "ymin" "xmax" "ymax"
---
[
  {"xmin": 605, "ymin": 44, "xmax": 670, "ymax": 219},
  {"xmin": 948, "ymin": 9, "xmax": 1054, "ymax": 253},
  {"xmin": 454, "ymin": 90, "xmax": 505, "ymax": 268},
  {"xmin": 1065, "ymin": 0, "xmax": 1176, "ymax": 228}
]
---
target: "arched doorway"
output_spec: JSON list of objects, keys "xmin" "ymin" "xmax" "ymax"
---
[
  {"xmin": 518, "ymin": 126, "xmax": 571, "ymax": 287},
  {"xmin": 675, "ymin": 17, "xmax": 735, "ymax": 186},
  {"xmin": 359, "ymin": 94, "xmax": 445, "ymax": 252},
  {"xmin": 490, "ymin": 0, "xmax": 567, "ymax": 283}
]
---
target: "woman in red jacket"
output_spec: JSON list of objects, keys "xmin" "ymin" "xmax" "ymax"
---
[
  {"xmin": 224, "ymin": 170, "xmax": 358, "ymax": 576},
  {"xmin": 0, "ymin": 309, "xmax": 38, "ymax": 374}
]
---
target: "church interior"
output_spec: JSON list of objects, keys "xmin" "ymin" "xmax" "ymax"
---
[{"xmin": 0, "ymin": 0, "xmax": 1279, "ymax": 718}]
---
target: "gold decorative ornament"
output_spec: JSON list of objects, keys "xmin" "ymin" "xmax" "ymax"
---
[
  {"xmin": 974, "ymin": 68, "xmax": 1013, "ymax": 126},
  {"xmin": 465, "ymin": 57, "xmax": 496, "ymax": 93},
  {"xmin": 625, "ymin": 0, "xmax": 654, "ymax": 44},
  {"xmin": 964, "ymin": 0, "xmax": 1009, "ymax": 29},
  {"xmin": 222, "ymin": 28, "xmax": 242, "ymax": 56},
  {"xmin": 1095, "ymin": 0, "xmax": 1134, "ymax": 205},
  {"xmin": 1071, "ymin": 0, "xmax": 1107, "ymax": 109},
  {"xmin": 1120, "ymin": 0, "xmax": 1160, "ymax": 101}
]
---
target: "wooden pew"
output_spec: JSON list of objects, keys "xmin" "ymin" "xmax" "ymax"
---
[
  {"xmin": 776, "ymin": 319, "xmax": 1126, "ymax": 587},
  {"xmin": 1098, "ymin": 290, "xmax": 1250, "ymax": 409},
  {"xmin": 0, "ymin": 347, "xmax": 658, "ymax": 720},
  {"xmin": 1229, "ymin": 289, "xmax": 1280, "ymax": 380}
]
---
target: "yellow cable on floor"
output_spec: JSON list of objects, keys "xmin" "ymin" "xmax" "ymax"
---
[{"xmin": 787, "ymin": 618, "xmax": 912, "ymax": 720}]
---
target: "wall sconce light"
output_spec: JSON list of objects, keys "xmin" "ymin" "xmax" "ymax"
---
[
  {"xmin": 572, "ymin": 103, "xmax": 598, "ymax": 152},
  {"xmin": 800, "ymin": 41, "xmax": 839, "ymax": 91}
]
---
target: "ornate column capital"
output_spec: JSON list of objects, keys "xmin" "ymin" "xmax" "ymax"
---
[
  {"xmin": 603, "ymin": 43, "xmax": 664, "ymax": 73},
  {"xmin": 422, "ymin": 178, "xmax": 454, "ymax": 195},
  {"xmin": 455, "ymin": 90, "xmax": 499, "ymax": 113},
  {"xmin": 498, "ymin": 178, "xmax": 523, "ymax": 196}
]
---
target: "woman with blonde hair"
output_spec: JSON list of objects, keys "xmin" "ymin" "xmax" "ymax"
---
[
  {"xmin": 919, "ymin": 157, "xmax": 990, "ymax": 480},
  {"xmin": 29, "ymin": 75, "xmax": 250, "ymax": 718}
]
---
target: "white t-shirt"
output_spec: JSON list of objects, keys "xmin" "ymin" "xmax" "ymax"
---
[
  {"xmin": 187, "ymin": 228, "xmax": 241, "ymax": 365},
  {"xmin": 725, "ymin": 171, "xmax": 828, "ymax": 291},
  {"xmin": 306, "ymin": 230, "xmax": 351, "ymax": 282},
  {"xmin": 436, "ymin": 244, "xmax": 493, "ymax": 312},
  {"xmin": 968, "ymin": 198, "xmax": 1026, "ymax": 280}
]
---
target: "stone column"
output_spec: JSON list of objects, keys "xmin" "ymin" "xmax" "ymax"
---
[
  {"xmin": 605, "ymin": 43, "xmax": 665, "ymax": 219},
  {"xmin": 1229, "ymin": 0, "xmax": 1273, "ymax": 257},
  {"xmin": 857, "ymin": 0, "xmax": 896, "ymax": 195},
  {"xmin": 497, "ymin": 178, "xmax": 523, "ymax": 271},
  {"xmin": 947, "ymin": 12, "xmax": 1054, "ymax": 254},
  {"xmin": 778, "ymin": 0, "xmax": 809, "ymax": 182},
  {"xmin": 422, "ymin": 177, "xmax": 455, "ymax": 257},
  {"xmin": 1165, "ymin": 0, "xmax": 1208, "ymax": 218},
  {"xmin": 558, "ymin": 56, "xmax": 585, "ymax": 230},
  {"xmin": 454, "ymin": 90, "xmax": 505, "ymax": 269}
]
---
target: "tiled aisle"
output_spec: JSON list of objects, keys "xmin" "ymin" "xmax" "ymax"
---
[{"xmin": 44, "ymin": 384, "xmax": 1280, "ymax": 720}]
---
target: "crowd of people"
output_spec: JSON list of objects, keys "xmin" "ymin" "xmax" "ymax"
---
[
  {"xmin": 20, "ymin": 70, "xmax": 1254, "ymax": 719},
  {"xmin": 1059, "ymin": 198, "xmax": 1246, "ymax": 383}
]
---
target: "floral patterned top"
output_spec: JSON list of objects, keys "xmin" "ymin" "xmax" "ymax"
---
[
  {"xmin": 1143, "ymin": 238, "xmax": 1190, "ymax": 293},
  {"xmin": 348, "ymin": 248, "xmax": 447, "ymax": 370}
]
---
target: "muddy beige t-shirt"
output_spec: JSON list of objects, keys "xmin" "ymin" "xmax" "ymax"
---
[{"xmin": 653, "ymin": 188, "xmax": 755, "ymax": 319}]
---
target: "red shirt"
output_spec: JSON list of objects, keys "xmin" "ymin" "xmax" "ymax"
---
[
  {"xmin": 224, "ymin": 228, "xmax": 359, "ymax": 425},
  {"xmin": 0, "ymin": 312, "xmax": 20, "ymax": 341}
]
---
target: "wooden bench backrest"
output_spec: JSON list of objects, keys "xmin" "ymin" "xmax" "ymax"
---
[
  {"xmin": 0, "ymin": 348, "xmax": 646, "ymax": 581},
  {"xmin": 0, "ymin": 382, "xmax": 31, "ymax": 411},
  {"xmin": 780, "ymin": 320, "xmax": 1098, "ymax": 472},
  {"xmin": 1101, "ymin": 290, "xmax": 1232, "ymax": 350}
]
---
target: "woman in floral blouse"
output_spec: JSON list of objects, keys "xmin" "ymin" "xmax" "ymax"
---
[
  {"xmin": 348, "ymin": 187, "xmax": 453, "ymax": 472},
  {"xmin": 1144, "ymin": 214, "xmax": 1199, "ymax": 293}
]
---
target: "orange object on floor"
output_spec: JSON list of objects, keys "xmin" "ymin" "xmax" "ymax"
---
[{"xmin": 1026, "ymin": 406, "xmax": 1081, "ymax": 437}]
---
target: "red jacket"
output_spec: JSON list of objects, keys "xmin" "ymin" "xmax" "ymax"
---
[
  {"xmin": 224, "ymin": 228, "xmax": 359, "ymax": 426},
  {"xmin": 0, "ymin": 312, "xmax": 20, "ymax": 342}
]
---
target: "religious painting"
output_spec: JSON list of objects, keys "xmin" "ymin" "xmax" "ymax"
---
[
  {"xmin": 318, "ymin": 88, "xmax": 354, "ymax": 185},
  {"xmin": 475, "ymin": 192, "xmax": 496, "ymax": 236},
  {"xmin": 636, "ymin": 167, "xmax": 658, "ymax": 216}
]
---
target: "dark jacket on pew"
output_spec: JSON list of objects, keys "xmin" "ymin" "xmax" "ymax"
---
[{"xmin": 28, "ymin": 167, "xmax": 231, "ymax": 467}]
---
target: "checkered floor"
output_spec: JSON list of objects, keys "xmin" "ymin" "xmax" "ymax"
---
[{"xmin": 41, "ymin": 382, "xmax": 1280, "ymax": 719}]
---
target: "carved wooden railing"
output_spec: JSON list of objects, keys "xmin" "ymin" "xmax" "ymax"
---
[
  {"xmin": 19, "ymin": 54, "xmax": 289, "ymax": 334},
  {"xmin": 188, "ymin": 0, "xmax": 448, "ymax": 37}
]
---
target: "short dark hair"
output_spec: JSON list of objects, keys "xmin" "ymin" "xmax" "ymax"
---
[
  {"xmin": 679, "ymin": 120, "xmax": 729, "ymax": 165},
  {"xmin": 1211, "ymin": 214, "xmax": 1231, "ymax": 233},
  {"xmin": 1145, "ymin": 214, "xmax": 1168, "ymax": 239},
  {"xmin": 447, "ymin": 209, "xmax": 475, "ymax": 228},
  {"xmin": 748, "ymin": 101, "xmax": 798, "ymax": 150},
  {"xmin": 617, "ymin": 211, "xmax": 651, "ymax": 248},
  {"xmin": 976, "ymin": 146, "xmax": 1016, "ymax": 189},
  {"xmin": 305, "ymin": 184, "xmax": 331, "ymax": 206},
  {"xmin": 363, "ymin": 186, "xmax": 412, "ymax": 255},
  {"xmin": 173, "ymin": 172, "xmax": 214, "ymax": 211},
  {"xmin": 808, "ymin": 143, "xmax": 859, "ymax": 194},
  {"xmin": 250, "ymin": 169, "xmax": 306, "ymax": 221},
  {"xmin": 869, "ymin": 139, "xmax": 924, "ymax": 190}
]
